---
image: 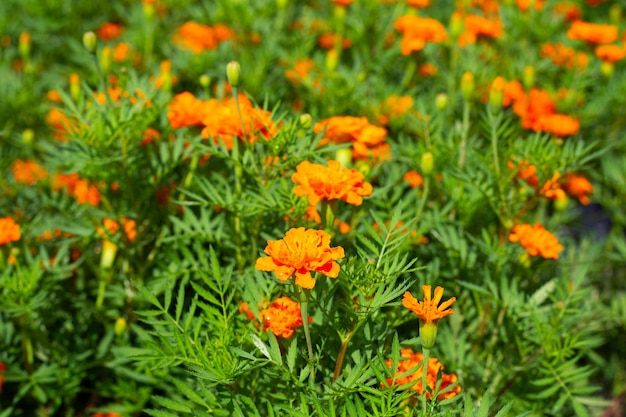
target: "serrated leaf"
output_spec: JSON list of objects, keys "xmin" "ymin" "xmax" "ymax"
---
[{"xmin": 251, "ymin": 333, "xmax": 271, "ymax": 360}]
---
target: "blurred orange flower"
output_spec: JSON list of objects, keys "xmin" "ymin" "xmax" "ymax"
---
[
  {"xmin": 562, "ymin": 174, "xmax": 593, "ymax": 205},
  {"xmin": 255, "ymin": 227, "xmax": 345, "ymax": 289},
  {"xmin": 517, "ymin": 0, "xmax": 545, "ymax": 11},
  {"xmin": 533, "ymin": 114, "xmax": 580, "ymax": 137},
  {"xmin": 394, "ymin": 15, "xmax": 447, "ymax": 55},
  {"xmin": 0, "ymin": 217, "xmax": 21, "ymax": 245},
  {"xmin": 11, "ymin": 160, "xmax": 47, "ymax": 185},
  {"xmin": 318, "ymin": 33, "xmax": 352, "ymax": 49},
  {"xmin": 173, "ymin": 22, "xmax": 234, "ymax": 53},
  {"xmin": 567, "ymin": 21, "xmax": 618, "ymax": 44},
  {"xmin": 167, "ymin": 92, "xmax": 209, "ymax": 129},
  {"xmin": 314, "ymin": 116, "xmax": 390, "ymax": 162},
  {"xmin": 407, "ymin": 0, "xmax": 430, "ymax": 7},
  {"xmin": 459, "ymin": 14, "xmax": 502, "ymax": 47},
  {"xmin": 595, "ymin": 44, "xmax": 626, "ymax": 63},
  {"xmin": 96, "ymin": 22, "xmax": 124, "ymax": 41},
  {"xmin": 509, "ymin": 223, "xmax": 563, "ymax": 259},
  {"xmin": 385, "ymin": 348, "xmax": 461, "ymax": 400},
  {"xmin": 292, "ymin": 160, "xmax": 373, "ymax": 206},
  {"xmin": 403, "ymin": 170, "xmax": 424, "ymax": 188},
  {"xmin": 403, "ymin": 285, "xmax": 456, "ymax": 325}
]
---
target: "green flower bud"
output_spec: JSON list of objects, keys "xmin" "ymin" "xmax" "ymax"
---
[
  {"xmin": 83, "ymin": 31, "xmax": 97, "ymax": 53},
  {"xmin": 226, "ymin": 61, "xmax": 241, "ymax": 88},
  {"xmin": 460, "ymin": 71, "xmax": 474, "ymax": 101},
  {"xmin": 420, "ymin": 321, "xmax": 437, "ymax": 349},
  {"xmin": 22, "ymin": 129, "xmax": 34, "ymax": 145},
  {"xmin": 420, "ymin": 152, "xmax": 434, "ymax": 175},
  {"xmin": 114, "ymin": 317, "xmax": 127, "ymax": 335},
  {"xmin": 199, "ymin": 74, "xmax": 211, "ymax": 88},
  {"xmin": 435, "ymin": 93, "xmax": 448, "ymax": 111}
]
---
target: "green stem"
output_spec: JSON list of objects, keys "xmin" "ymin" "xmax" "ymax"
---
[
  {"xmin": 415, "ymin": 179, "xmax": 430, "ymax": 224},
  {"xmin": 421, "ymin": 347, "xmax": 431, "ymax": 416},
  {"xmin": 298, "ymin": 287, "xmax": 315, "ymax": 384},
  {"xmin": 401, "ymin": 57, "xmax": 418, "ymax": 90},
  {"xmin": 458, "ymin": 100, "xmax": 470, "ymax": 168}
]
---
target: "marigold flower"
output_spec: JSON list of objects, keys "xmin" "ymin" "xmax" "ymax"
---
[
  {"xmin": 378, "ymin": 95, "xmax": 414, "ymax": 125},
  {"xmin": 407, "ymin": 0, "xmax": 430, "ymax": 8},
  {"xmin": 292, "ymin": 160, "xmax": 373, "ymax": 206},
  {"xmin": 394, "ymin": 16, "xmax": 447, "ymax": 55},
  {"xmin": 554, "ymin": 2, "xmax": 582, "ymax": 22},
  {"xmin": 314, "ymin": 116, "xmax": 390, "ymax": 162},
  {"xmin": 0, "ymin": 217, "xmax": 21, "ymax": 246},
  {"xmin": 113, "ymin": 42, "xmax": 132, "ymax": 62},
  {"xmin": 403, "ymin": 170, "xmax": 424, "ymax": 188},
  {"xmin": 384, "ymin": 348, "xmax": 461, "ymax": 400},
  {"xmin": 332, "ymin": 0, "xmax": 356, "ymax": 6},
  {"xmin": 260, "ymin": 296, "xmax": 309, "ymax": 338},
  {"xmin": 458, "ymin": 14, "xmax": 502, "ymax": 47},
  {"xmin": 517, "ymin": 0, "xmax": 545, "ymax": 11},
  {"xmin": 567, "ymin": 21, "xmax": 618, "ymax": 44},
  {"xmin": 318, "ymin": 33, "xmax": 352, "ymax": 49},
  {"xmin": 73, "ymin": 180, "xmax": 100, "ymax": 206},
  {"xmin": 96, "ymin": 22, "xmax": 124, "ymax": 41},
  {"xmin": 285, "ymin": 58, "xmax": 318, "ymax": 85},
  {"xmin": 255, "ymin": 227, "xmax": 345, "ymax": 289},
  {"xmin": 403, "ymin": 285, "xmax": 456, "ymax": 325},
  {"xmin": 11, "ymin": 160, "xmax": 47, "ymax": 185},
  {"xmin": 509, "ymin": 223, "xmax": 563, "ymax": 260},
  {"xmin": 540, "ymin": 43, "xmax": 588, "ymax": 69},
  {"xmin": 533, "ymin": 114, "xmax": 580, "ymax": 137},
  {"xmin": 167, "ymin": 92, "xmax": 210, "ymax": 129},
  {"xmin": 562, "ymin": 174, "xmax": 593, "ymax": 205},
  {"xmin": 173, "ymin": 22, "xmax": 234, "ymax": 53},
  {"xmin": 595, "ymin": 44, "xmax": 626, "ymax": 63},
  {"xmin": 97, "ymin": 217, "xmax": 136, "ymax": 243},
  {"xmin": 539, "ymin": 172, "xmax": 566, "ymax": 201}
]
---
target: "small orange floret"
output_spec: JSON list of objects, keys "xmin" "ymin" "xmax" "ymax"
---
[
  {"xmin": 562, "ymin": 174, "xmax": 593, "ymax": 205},
  {"xmin": 407, "ymin": 0, "xmax": 430, "ymax": 8},
  {"xmin": 394, "ymin": 15, "xmax": 447, "ymax": 55},
  {"xmin": 0, "ymin": 217, "xmax": 21, "ymax": 245},
  {"xmin": 11, "ymin": 160, "xmax": 47, "ymax": 185},
  {"xmin": 96, "ymin": 22, "xmax": 124, "ymax": 41},
  {"xmin": 173, "ymin": 22, "xmax": 234, "ymax": 53},
  {"xmin": 384, "ymin": 348, "xmax": 461, "ymax": 400},
  {"xmin": 533, "ymin": 114, "xmax": 580, "ymax": 137},
  {"xmin": 255, "ymin": 228, "xmax": 345, "ymax": 289},
  {"xmin": 314, "ymin": 116, "xmax": 390, "ymax": 162},
  {"xmin": 566, "ymin": 21, "xmax": 618, "ymax": 44},
  {"xmin": 595, "ymin": 44, "xmax": 626, "ymax": 63},
  {"xmin": 260, "ymin": 296, "xmax": 309, "ymax": 339},
  {"xmin": 292, "ymin": 160, "xmax": 373, "ymax": 206},
  {"xmin": 509, "ymin": 223, "xmax": 563, "ymax": 260},
  {"xmin": 403, "ymin": 170, "xmax": 424, "ymax": 188},
  {"xmin": 402, "ymin": 285, "xmax": 456, "ymax": 324}
]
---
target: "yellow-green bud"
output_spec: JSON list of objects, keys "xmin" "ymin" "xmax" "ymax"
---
[
  {"xmin": 83, "ymin": 31, "xmax": 97, "ymax": 53},
  {"xmin": 335, "ymin": 147, "xmax": 352, "ymax": 168},
  {"xmin": 489, "ymin": 77, "xmax": 505, "ymax": 114},
  {"xmin": 69, "ymin": 73, "xmax": 81, "ymax": 102},
  {"xmin": 22, "ymin": 129, "xmax": 34, "ymax": 145},
  {"xmin": 435, "ymin": 93, "xmax": 448, "ymax": 111},
  {"xmin": 449, "ymin": 13, "xmax": 463, "ymax": 39},
  {"xmin": 100, "ymin": 240, "xmax": 118, "ymax": 269},
  {"xmin": 226, "ymin": 61, "xmax": 241, "ymax": 88},
  {"xmin": 601, "ymin": 61, "xmax": 614, "ymax": 78},
  {"xmin": 325, "ymin": 49, "xmax": 339, "ymax": 72},
  {"xmin": 518, "ymin": 252, "xmax": 531, "ymax": 268},
  {"xmin": 100, "ymin": 46, "xmax": 112, "ymax": 74},
  {"xmin": 114, "ymin": 317, "xmax": 127, "ymax": 335},
  {"xmin": 199, "ymin": 74, "xmax": 211, "ymax": 88},
  {"xmin": 460, "ymin": 71, "xmax": 474, "ymax": 101},
  {"xmin": 609, "ymin": 4, "xmax": 622, "ymax": 24},
  {"xmin": 420, "ymin": 152, "xmax": 434, "ymax": 175},
  {"xmin": 334, "ymin": 4, "xmax": 347, "ymax": 20},
  {"xmin": 356, "ymin": 160, "xmax": 371, "ymax": 177},
  {"xmin": 554, "ymin": 196, "xmax": 568, "ymax": 212},
  {"xmin": 276, "ymin": 0, "xmax": 288, "ymax": 9},
  {"xmin": 523, "ymin": 65, "xmax": 535, "ymax": 89},
  {"xmin": 299, "ymin": 113, "xmax": 312, "ymax": 129},
  {"xmin": 143, "ymin": 2, "xmax": 155, "ymax": 20},
  {"xmin": 420, "ymin": 321, "xmax": 437, "ymax": 349},
  {"xmin": 18, "ymin": 32, "xmax": 31, "ymax": 58}
]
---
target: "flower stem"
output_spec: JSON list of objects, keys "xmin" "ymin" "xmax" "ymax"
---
[
  {"xmin": 421, "ymin": 346, "xmax": 431, "ymax": 416},
  {"xmin": 415, "ymin": 178, "xmax": 430, "ymax": 224},
  {"xmin": 298, "ymin": 287, "xmax": 315, "ymax": 383},
  {"xmin": 333, "ymin": 329, "xmax": 352, "ymax": 382}
]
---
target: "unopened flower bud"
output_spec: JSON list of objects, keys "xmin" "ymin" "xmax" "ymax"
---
[
  {"xmin": 326, "ymin": 49, "xmax": 339, "ymax": 72},
  {"xmin": 435, "ymin": 93, "xmax": 448, "ymax": 111},
  {"xmin": 276, "ymin": 0, "xmax": 288, "ymax": 9},
  {"xmin": 554, "ymin": 196, "xmax": 569, "ymax": 212},
  {"xmin": 114, "ymin": 317, "xmax": 127, "ymax": 335},
  {"xmin": 449, "ymin": 13, "xmax": 463, "ymax": 39},
  {"xmin": 420, "ymin": 152, "xmax": 434, "ymax": 175},
  {"xmin": 609, "ymin": 5, "xmax": 622, "ymax": 24},
  {"xmin": 461, "ymin": 71, "xmax": 474, "ymax": 101},
  {"xmin": 299, "ymin": 113, "xmax": 312, "ymax": 129},
  {"xmin": 143, "ymin": 1, "xmax": 155, "ymax": 20},
  {"xmin": 83, "ymin": 31, "xmax": 97, "ymax": 53},
  {"xmin": 489, "ymin": 76, "xmax": 505, "ymax": 113},
  {"xmin": 335, "ymin": 147, "xmax": 352, "ymax": 168},
  {"xmin": 518, "ymin": 252, "xmax": 531, "ymax": 268},
  {"xmin": 100, "ymin": 46, "xmax": 112, "ymax": 74},
  {"xmin": 420, "ymin": 321, "xmax": 437, "ymax": 349},
  {"xmin": 601, "ymin": 61, "xmax": 614, "ymax": 78},
  {"xmin": 523, "ymin": 65, "xmax": 535, "ymax": 89},
  {"xmin": 22, "ymin": 129, "xmax": 34, "ymax": 145},
  {"xmin": 199, "ymin": 74, "xmax": 211, "ymax": 88},
  {"xmin": 18, "ymin": 32, "xmax": 31, "ymax": 58},
  {"xmin": 69, "ymin": 73, "xmax": 81, "ymax": 102},
  {"xmin": 100, "ymin": 240, "xmax": 118, "ymax": 269},
  {"xmin": 226, "ymin": 61, "xmax": 241, "ymax": 88}
]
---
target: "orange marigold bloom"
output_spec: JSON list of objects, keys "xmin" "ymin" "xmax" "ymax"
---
[
  {"xmin": 554, "ymin": 2, "xmax": 582, "ymax": 22},
  {"xmin": 509, "ymin": 223, "xmax": 563, "ymax": 259},
  {"xmin": 314, "ymin": 116, "xmax": 389, "ymax": 162},
  {"xmin": 539, "ymin": 172, "xmax": 566, "ymax": 201},
  {"xmin": 46, "ymin": 108, "xmax": 79, "ymax": 142},
  {"xmin": 385, "ymin": 348, "xmax": 461, "ymax": 400},
  {"xmin": 318, "ymin": 33, "xmax": 352, "ymax": 49},
  {"xmin": 394, "ymin": 16, "xmax": 447, "ymax": 55},
  {"xmin": 167, "ymin": 92, "xmax": 208, "ymax": 129},
  {"xmin": 255, "ymin": 227, "xmax": 345, "ymax": 289},
  {"xmin": 407, "ymin": 0, "xmax": 430, "ymax": 7},
  {"xmin": 173, "ymin": 22, "xmax": 234, "ymax": 53},
  {"xmin": 459, "ymin": 14, "xmax": 503, "ymax": 47},
  {"xmin": 200, "ymin": 94, "xmax": 278, "ymax": 150},
  {"xmin": 73, "ymin": 180, "xmax": 100, "ymax": 206},
  {"xmin": 533, "ymin": 114, "xmax": 580, "ymax": 137},
  {"xmin": 567, "ymin": 21, "xmax": 618, "ymax": 44},
  {"xmin": 0, "ymin": 217, "xmax": 21, "ymax": 245},
  {"xmin": 113, "ymin": 42, "xmax": 132, "ymax": 63},
  {"xmin": 403, "ymin": 285, "xmax": 456, "ymax": 325},
  {"xmin": 96, "ymin": 22, "xmax": 124, "ymax": 41},
  {"xmin": 595, "ymin": 44, "xmax": 626, "ymax": 63},
  {"xmin": 403, "ymin": 170, "xmax": 424, "ymax": 188},
  {"xmin": 562, "ymin": 174, "xmax": 593, "ymax": 205},
  {"xmin": 540, "ymin": 43, "xmax": 588, "ymax": 69},
  {"xmin": 97, "ymin": 217, "xmax": 136, "ymax": 243},
  {"xmin": 292, "ymin": 160, "xmax": 373, "ymax": 206},
  {"xmin": 517, "ymin": 0, "xmax": 545, "ymax": 11},
  {"xmin": 260, "ymin": 296, "xmax": 308, "ymax": 338},
  {"xmin": 378, "ymin": 95, "xmax": 414, "ymax": 125},
  {"xmin": 285, "ymin": 58, "xmax": 317, "ymax": 85},
  {"xmin": 11, "ymin": 160, "xmax": 47, "ymax": 185},
  {"xmin": 332, "ymin": 0, "xmax": 356, "ymax": 6},
  {"xmin": 512, "ymin": 88, "xmax": 556, "ymax": 130}
]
